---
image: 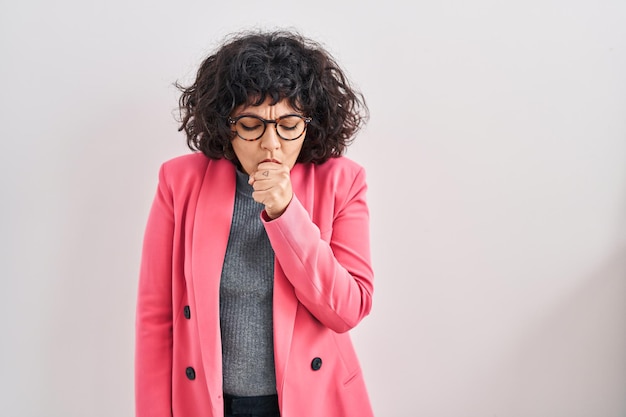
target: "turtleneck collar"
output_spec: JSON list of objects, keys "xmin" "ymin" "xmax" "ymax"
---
[{"xmin": 235, "ymin": 168, "xmax": 254, "ymax": 198}]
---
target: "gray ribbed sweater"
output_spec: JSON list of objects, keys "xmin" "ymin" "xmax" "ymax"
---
[{"xmin": 219, "ymin": 169, "xmax": 277, "ymax": 396}]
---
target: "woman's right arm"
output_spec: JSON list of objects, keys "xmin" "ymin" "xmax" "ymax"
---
[{"xmin": 135, "ymin": 165, "xmax": 174, "ymax": 417}]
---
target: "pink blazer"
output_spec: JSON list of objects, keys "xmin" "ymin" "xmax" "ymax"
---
[{"xmin": 135, "ymin": 153, "xmax": 374, "ymax": 417}]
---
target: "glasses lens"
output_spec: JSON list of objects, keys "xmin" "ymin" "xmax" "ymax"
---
[
  {"xmin": 276, "ymin": 115, "xmax": 306, "ymax": 140},
  {"xmin": 233, "ymin": 115, "xmax": 308, "ymax": 141},
  {"xmin": 235, "ymin": 116, "xmax": 265, "ymax": 140}
]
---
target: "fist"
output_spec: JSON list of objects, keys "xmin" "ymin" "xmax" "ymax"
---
[{"xmin": 248, "ymin": 161, "xmax": 293, "ymax": 219}]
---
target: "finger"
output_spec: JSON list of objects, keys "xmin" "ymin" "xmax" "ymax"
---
[
  {"xmin": 254, "ymin": 162, "xmax": 286, "ymax": 176},
  {"xmin": 251, "ymin": 169, "xmax": 287, "ymax": 185},
  {"xmin": 256, "ymin": 161, "xmax": 282, "ymax": 170},
  {"xmin": 251, "ymin": 181, "xmax": 273, "ymax": 192},
  {"xmin": 250, "ymin": 168, "xmax": 275, "ymax": 181}
]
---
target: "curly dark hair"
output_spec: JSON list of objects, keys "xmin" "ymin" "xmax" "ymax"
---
[{"xmin": 175, "ymin": 29, "xmax": 368, "ymax": 164}]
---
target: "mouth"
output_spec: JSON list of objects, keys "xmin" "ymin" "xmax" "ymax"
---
[{"xmin": 260, "ymin": 158, "xmax": 281, "ymax": 164}]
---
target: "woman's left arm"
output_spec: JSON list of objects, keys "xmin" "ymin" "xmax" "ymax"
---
[{"xmin": 262, "ymin": 166, "xmax": 374, "ymax": 333}]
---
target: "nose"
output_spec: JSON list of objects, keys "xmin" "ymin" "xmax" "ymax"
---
[{"xmin": 260, "ymin": 124, "xmax": 280, "ymax": 150}]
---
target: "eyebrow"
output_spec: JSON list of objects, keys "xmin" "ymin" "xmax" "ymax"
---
[{"xmin": 234, "ymin": 112, "xmax": 302, "ymax": 119}]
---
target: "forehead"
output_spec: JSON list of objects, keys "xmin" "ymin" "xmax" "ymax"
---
[{"xmin": 233, "ymin": 97, "xmax": 297, "ymax": 116}]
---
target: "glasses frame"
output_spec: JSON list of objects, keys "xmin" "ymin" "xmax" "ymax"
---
[{"xmin": 228, "ymin": 114, "xmax": 312, "ymax": 141}]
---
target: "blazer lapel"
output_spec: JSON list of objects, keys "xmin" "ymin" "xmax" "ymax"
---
[
  {"xmin": 190, "ymin": 158, "xmax": 236, "ymax": 407},
  {"xmin": 272, "ymin": 163, "xmax": 313, "ymax": 392}
]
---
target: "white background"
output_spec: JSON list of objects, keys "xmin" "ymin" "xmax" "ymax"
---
[{"xmin": 1, "ymin": 1, "xmax": 625, "ymax": 416}]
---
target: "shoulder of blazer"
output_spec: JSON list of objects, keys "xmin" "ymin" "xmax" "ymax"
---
[
  {"xmin": 159, "ymin": 153, "xmax": 234, "ymax": 191},
  {"xmin": 299, "ymin": 156, "xmax": 366, "ymax": 187},
  {"xmin": 311, "ymin": 156, "xmax": 364, "ymax": 176},
  {"xmin": 305, "ymin": 156, "xmax": 367, "ymax": 197},
  {"xmin": 161, "ymin": 152, "xmax": 209, "ymax": 181},
  {"xmin": 289, "ymin": 157, "xmax": 367, "ymax": 215}
]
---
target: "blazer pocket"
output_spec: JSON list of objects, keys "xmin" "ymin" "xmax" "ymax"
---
[{"xmin": 343, "ymin": 369, "xmax": 362, "ymax": 387}]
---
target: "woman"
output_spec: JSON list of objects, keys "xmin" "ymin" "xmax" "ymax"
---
[{"xmin": 135, "ymin": 29, "xmax": 374, "ymax": 417}]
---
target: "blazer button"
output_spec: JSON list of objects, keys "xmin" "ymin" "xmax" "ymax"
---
[
  {"xmin": 185, "ymin": 367, "xmax": 196, "ymax": 380},
  {"xmin": 311, "ymin": 357, "xmax": 322, "ymax": 371},
  {"xmin": 184, "ymin": 306, "xmax": 191, "ymax": 319}
]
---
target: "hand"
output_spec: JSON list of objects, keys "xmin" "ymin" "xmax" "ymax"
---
[{"xmin": 248, "ymin": 161, "xmax": 293, "ymax": 219}]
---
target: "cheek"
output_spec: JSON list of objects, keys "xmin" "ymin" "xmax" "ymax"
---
[
  {"xmin": 232, "ymin": 140, "xmax": 250, "ymax": 157},
  {"xmin": 231, "ymin": 142, "xmax": 252, "ymax": 171},
  {"xmin": 288, "ymin": 142, "xmax": 305, "ymax": 163}
]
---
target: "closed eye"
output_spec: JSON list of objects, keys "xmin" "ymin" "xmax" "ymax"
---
[
  {"xmin": 278, "ymin": 123, "xmax": 299, "ymax": 130},
  {"xmin": 239, "ymin": 120, "xmax": 263, "ymax": 131}
]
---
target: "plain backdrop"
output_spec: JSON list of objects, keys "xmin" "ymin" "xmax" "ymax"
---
[{"xmin": 1, "ymin": 1, "xmax": 625, "ymax": 416}]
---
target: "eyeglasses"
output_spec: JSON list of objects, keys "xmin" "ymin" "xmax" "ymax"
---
[{"xmin": 228, "ymin": 114, "xmax": 312, "ymax": 141}]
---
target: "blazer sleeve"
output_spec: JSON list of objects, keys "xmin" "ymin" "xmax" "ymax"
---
[
  {"xmin": 135, "ymin": 164, "xmax": 174, "ymax": 417},
  {"xmin": 262, "ymin": 166, "xmax": 374, "ymax": 333}
]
